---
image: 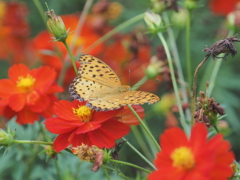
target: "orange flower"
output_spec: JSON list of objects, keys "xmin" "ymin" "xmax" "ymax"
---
[
  {"xmin": 45, "ymin": 100, "xmax": 130, "ymax": 152},
  {"xmin": 0, "ymin": 1, "xmax": 34, "ymax": 63},
  {"xmin": 148, "ymin": 123, "xmax": 234, "ymax": 180},
  {"xmin": 209, "ymin": 0, "xmax": 240, "ymax": 16},
  {"xmin": 0, "ymin": 64, "xmax": 63, "ymax": 124}
]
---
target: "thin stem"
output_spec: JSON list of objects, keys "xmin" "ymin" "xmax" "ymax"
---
[
  {"xmin": 102, "ymin": 166, "xmax": 111, "ymax": 180},
  {"xmin": 12, "ymin": 140, "xmax": 53, "ymax": 145},
  {"xmin": 207, "ymin": 31, "xmax": 234, "ymax": 97},
  {"xmin": 63, "ymin": 41, "xmax": 78, "ymax": 75},
  {"xmin": 33, "ymin": 0, "xmax": 47, "ymax": 27},
  {"xmin": 132, "ymin": 76, "xmax": 148, "ymax": 91},
  {"xmin": 130, "ymin": 126, "xmax": 154, "ymax": 160},
  {"xmin": 163, "ymin": 12, "xmax": 191, "ymax": 121},
  {"xmin": 84, "ymin": 13, "xmax": 145, "ymax": 54},
  {"xmin": 122, "ymin": 137, "xmax": 156, "ymax": 170},
  {"xmin": 127, "ymin": 105, "xmax": 161, "ymax": 151},
  {"xmin": 186, "ymin": 9, "xmax": 192, "ymax": 90},
  {"xmin": 109, "ymin": 159, "xmax": 151, "ymax": 174},
  {"xmin": 157, "ymin": 33, "xmax": 188, "ymax": 133},
  {"xmin": 191, "ymin": 55, "xmax": 210, "ymax": 123},
  {"xmin": 69, "ymin": 0, "xmax": 93, "ymax": 52},
  {"xmin": 58, "ymin": 0, "xmax": 93, "ymax": 85}
]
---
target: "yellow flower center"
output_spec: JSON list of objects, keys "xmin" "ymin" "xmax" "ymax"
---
[
  {"xmin": 171, "ymin": 146, "xmax": 195, "ymax": 170},
  {"xmin": 73, "ymin": 105, "xmax": 93, "ymax": 122},
  {"xmin": 16, "ymin": 74, "xmax": 36, "ymax": 92}
]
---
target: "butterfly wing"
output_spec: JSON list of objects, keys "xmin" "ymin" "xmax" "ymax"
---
[
  {"xmin": 69, "ymin": 54, "xmax": 121, "ymax": 102},
  {"xmin": 86, "ymin": 91, "xmax": 160, "ymax": 111}
]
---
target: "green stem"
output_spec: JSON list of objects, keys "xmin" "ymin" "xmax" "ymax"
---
[
  {"xmin": 63, "ymin": 41, "xmax": 78, "ymax": 75},
  {"xmin": 132, "ymin": 76, "xmax": 148, "ymax": 91},
  {"xmin": 130, "ymin": 126, "xmax": 154, "ymax": 160},
  {"xmin": 163, "ymin": 12, "xmax": 191, "ymax": 121},
  {"xmin": 33, "ymin": 0, "xmax": 48, "ymax": 27},
  {"xmin": 191, "ymin": 56, "xmax": 209, "ymax": 123},
  {"xmin": 84, "ymin": 13, "xmax": 145, "ymax": 54},
  {"xmin": 58, "ymin": 0, "xmax": 93, "ymax": 85},
  {"xmin": 157, "ymin": 33, "xmax": 188, "ymax": 133},
  {"xmin": 12, "ymin": 140, "xmax": 53, "ymax": 145},
  {"xmin": 186, "ymin": 9, "xmax": 192, "ymax": 90},
  {"xmin": 127, "ymin": 105, "xmax": 160, "ymax": 151},
  {"xmin": 102, "ymin": 166, "xmax": 111, "ymax": 180},
  {"xmin": 122, "ymin": 137, "xmax": 156, "ymax": 170},
  {"xmin": 109, "ymin": 159, "xmax": 151, "ymax": 174}
]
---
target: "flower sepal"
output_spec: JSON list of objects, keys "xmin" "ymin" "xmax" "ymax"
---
[{"xmin": 0, "ymin": 128, "xmax": 14, "ymax": 147}]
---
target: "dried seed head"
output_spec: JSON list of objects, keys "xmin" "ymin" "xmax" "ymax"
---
[
  {"xmin": 203, "ymin": 34, "xmax": 240, "ymax": 60},
  {"xmin": 194, "ymin": 91, "xmax": 225, "ymax": 127}
]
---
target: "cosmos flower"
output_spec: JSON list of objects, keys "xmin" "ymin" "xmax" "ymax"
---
[
  {"xmin": 45, "ymin": 100, "xmax": 130, "ymax": 152},
  {"xmin": 148, "ymin": 123, "xmax": 234, "ymax": 180},
  {"xmin": 0, "ymin": 63, "xmax": 63, "ymax": 124}
]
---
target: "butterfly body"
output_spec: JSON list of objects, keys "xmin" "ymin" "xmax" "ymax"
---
[{"xmin": 69, "ymin": 54, "xmax": 160, "ymax": 111}]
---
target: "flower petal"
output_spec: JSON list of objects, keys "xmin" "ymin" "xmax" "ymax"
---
[
  {"xmin": 76, "ymin": 122, "xmax": 101, "ymax": 134},
  {"xmin": 160, "ymin": 127, "xmax": 188, "ymax": 156},
  {"xmin": 119, "ymin": 105, "xmax": 145, "ymax": 125},
  {"xmin": 16, "ymin": 106, "xmax": 39, "ymax": 124},
  {"xmin": 100, "ymin": 118, "xmax": 130, "ymax": 139},
  {"xmin": 92, "ymin": 108, "xmax": 122, "ymax": 123},
  {"xmin": 8, "ymin": 63, "xmax": 30, "ymax": 82},
  {"xmin": 45, "ymin": 117, "xmax": 80, "ymax": 134},
  {"xmin": 53, "ymin": 131, "xmax": 73, "ymax": 152},
  {"xmin": 9, "ymin": 93, "xmax": 26, "ymax": 111},
  {"xmin": 69, "ymin": 133, "xmax": 93, "ymax": 148},
  {"xmin": 32, "ymin": 66, "xmax": 56, "ymax": 94},
  {"xmin": 0, "ymin": 79, "xmax": 19, "ymax": 98},
  {"xmin": 28, "ymin": 94, "xmax": 50, "ymax": 112},
  {"xmin": 88, "ymin": 128, "xmax": 116, "ymax": 148},
  {"xmin": 53, "ymin": 100, "xmax": 80, "ymax": 120}
]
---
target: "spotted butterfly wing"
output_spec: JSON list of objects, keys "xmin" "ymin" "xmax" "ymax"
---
[{"xmin": 69, "ymin": 54, "xmax": 160, "ymax": 111}]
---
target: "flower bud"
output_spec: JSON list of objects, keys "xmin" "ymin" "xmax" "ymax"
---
[
  {"xmin": 45, "ymin": 145, "xmax": 57, "ymax": 158},
  {"xmin": 146, "ymin": 56, "xmax": 166, "ymax": 79},
  {"xmin": 46, "ymin": 9, "xmax": 68, "ymax": 43},
  {"xmin": 184, "ymin": 0, "xmax": 197, "ymax": 10},
  {"xmin": 144, "ymin": 11, "xmax": 162, "ymax": 30},
  {"xmin": 0, "ymin": 129, "xmax": 13, "ymax": 146}
]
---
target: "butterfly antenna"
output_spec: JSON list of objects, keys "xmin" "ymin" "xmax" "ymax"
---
[{"xmin": 128, "ymin": 70, "xmax": 131, "ymax": 85}]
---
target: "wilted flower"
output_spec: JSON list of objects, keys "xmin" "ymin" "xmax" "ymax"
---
[
  {"xmin": 194, "ymin": 91, "xmax": 225, "ymax": 127},
  {"xmin": 203, "ymin": 34, "xmax": 240, "ymax": 60}
]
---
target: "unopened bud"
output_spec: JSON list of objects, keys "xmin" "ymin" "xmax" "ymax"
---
[
  {"xmin": 144, "ymin": 11, "xmax": 162, "ymax": 30},
  {"xmin": 46, "ymin": 9, "xmax": 68, "ymax": 42},
  {"xmin": 0, "ymin": 129, "xmax": 13, "ymax": 146}
]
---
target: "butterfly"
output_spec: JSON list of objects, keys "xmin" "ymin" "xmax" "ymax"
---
[{"xmin": 69, "ymin": 54, "xmax": 160, "ymax": 111}]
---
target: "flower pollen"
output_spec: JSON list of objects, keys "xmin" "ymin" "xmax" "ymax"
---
[
  {"xmin": 73, "ymin": 105, "xmax": 93, "ymax": 122},
  {"xmin": 16, "ymin": 74, "xmax": 36, "ymax": 91},
  {"xmin": 171, "ymin": 146, "xmax": 195, "ymax": 170}
]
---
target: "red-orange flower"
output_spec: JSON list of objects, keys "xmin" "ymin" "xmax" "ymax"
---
[
  {"xmin": 148, "ymin": 123, "xmax": 234, "ymax": 180},
  {"xmin": 0, "ymin": 1, "xmax": 34, "ymax": 63},
  {"xmin": 45, "ymin": 100, "xmax": 130, "ymax": 152},
  {"xmin": 209, "ymin": 0, "xmax": 240, "ymax": 16},
  {"xmin": 0, "ymin": 64, "xmax": 63, "ymax": 124}
]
